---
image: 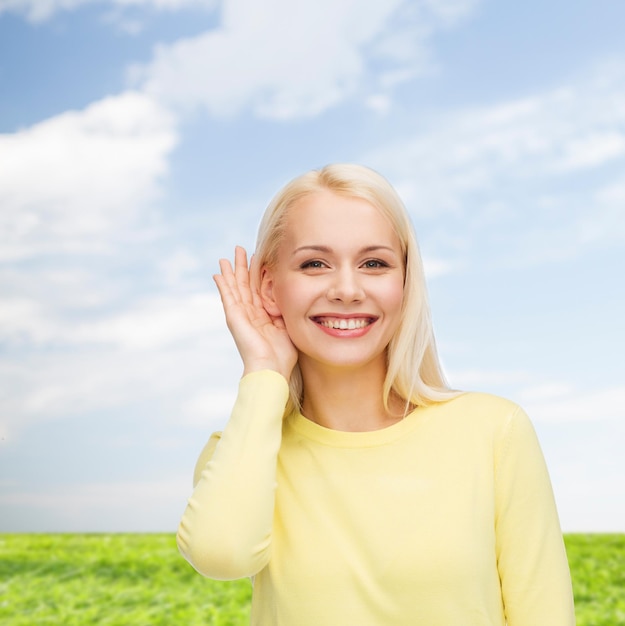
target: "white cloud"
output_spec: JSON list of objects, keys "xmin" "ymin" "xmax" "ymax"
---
[
  {"xmin": 0, "ymin": 287, "xmax": 243, "ymax": 444},
  {"xmin": 159, "ymin": 249, "xmax": 203, "ymax": 287},
  {"xmin": 183, "ymin": 388, "xmax": 237, "ymax": 425},
  {"xmin": 0, "ymin": 0, "xmax": 86, "ymax": 21},
  {"xmin": 424, "ymin": 0, "xmax": 479, "ymax": 23},
  {"xmin": 134, "ymin": 0, "xmax": 480, "ymax": 119},
  {"xmin": 518, "ymin": 384, "xmax": 625, "ymax": 423},
  {"xmin": 446, "ymin": 370, "xmax": 625, "ymax": 424},
  {"xmin": 555, "ymin": 131, "xmax": 625, "ymax": 172},
  {"xmin": 576, "ymin": 180, "xmax": 625, "ymax": 246},
  {"xmin": 366, "ymin": 62, "xmax": 625, "ymax": 264},
  {"xmin": 422, "ymin": 254, "xmax": 457, "ymax": 278},
  {"xmin": 448, "ymin": 367, "xmax": 532, "ymax": 390},
  {"xmin": 0, "ymin": 296, "xmax": 66, "ymax": 349},
  {"xmin": 373, "ymin": 79, "xmax": 625, "ymax": 215},
  {"xmin": 73, "ymin": 293, "xmax": 224, "ymax": 349},
  {"xmin": 0, "ymin": 338, "xmax": 235, "ymax": 442},
  {"xmin": 0, "ymin": 291, "xmax": 224, "ymax": 349},
  {"xmin": 0, "ymin": 478, "xmax": 189, "ymax": 531},
  {"xmin": 364, "ymin": 94, "xmax": 393, "ymax": 115},
  {"xmin": 0, "ymin": 91, "xmax": 177, "ymax": 261},
  {"xmin": 0, "ymin": 0, "xmax": 216, "ymax": 22}
]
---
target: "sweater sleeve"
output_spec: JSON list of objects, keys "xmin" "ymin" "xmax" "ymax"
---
[
  {"xmin": 176, "ymin": 370, "xmax": 290, "ymax": 581},
  {"xmin": 494, "ymin": 406, "xmax": 576, "ymax": 626}
]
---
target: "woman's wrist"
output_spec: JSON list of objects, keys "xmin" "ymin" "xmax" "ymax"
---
[{"xmin": 242, "ymin": 359, "xmax": 292, "ymax": 380}]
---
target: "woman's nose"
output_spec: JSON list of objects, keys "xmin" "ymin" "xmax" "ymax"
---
[{"xmin": 326, "ymin": 268, "xmax": 365, "ymax": 303}]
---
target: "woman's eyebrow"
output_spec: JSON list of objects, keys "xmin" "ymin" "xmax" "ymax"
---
[
  {"xmin": 292, "ymin": 245, "xmax": 398, "ymax": 255},
  {"xmin": 293, "ymin": 245, "xmax": 332, "ymax": 254}
]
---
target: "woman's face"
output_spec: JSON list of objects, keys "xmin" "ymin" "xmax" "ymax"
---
[{"xmin": 261, "ymin": 189, "xmax": 405, "ymax": 374}]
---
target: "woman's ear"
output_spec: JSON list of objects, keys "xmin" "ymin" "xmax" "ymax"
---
[{"xmin": 260, "ymin": 267, "xmax": 282, "ymax": 317}]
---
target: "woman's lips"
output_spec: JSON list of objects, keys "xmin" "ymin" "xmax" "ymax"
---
[{"xmin": 311, "ymin": 315, "xmax": 378, "ymax": 335}]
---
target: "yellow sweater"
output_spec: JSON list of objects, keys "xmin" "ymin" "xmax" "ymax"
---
[{"xmin": 177, "ymin": 370, "xmax": 575, "ymax": 625}]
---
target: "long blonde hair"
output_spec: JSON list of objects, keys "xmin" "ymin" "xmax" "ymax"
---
[{"xmin": 255, "ymin": 163, "xmax": 457, "ymax": 415}]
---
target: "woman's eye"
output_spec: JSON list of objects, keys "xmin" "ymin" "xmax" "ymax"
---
[
  {"xmin": 362, "ymin": 259, "xmax": 388, "ymax": 269},
  {"xmin": 301, "ymin": 260, "xmax": 326, "ymax": 269}
]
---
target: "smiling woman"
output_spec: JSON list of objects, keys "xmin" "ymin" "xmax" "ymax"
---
[
  {"xmin": 176, "ymin": 164, "xmax": 576, "ymax": 626},
  {"xmin": 258, "ymin": 191, "xmax": 406, "ymax": 420}
]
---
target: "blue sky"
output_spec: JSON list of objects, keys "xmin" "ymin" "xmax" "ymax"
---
[{"xmin": 1, "ymin": 0, "xmax": 624, "ymax": 532}]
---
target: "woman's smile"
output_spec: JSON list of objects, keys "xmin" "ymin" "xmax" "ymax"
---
[{"xmin": 311, "ymin": 314, "xmax": 377, "ymax": 335}]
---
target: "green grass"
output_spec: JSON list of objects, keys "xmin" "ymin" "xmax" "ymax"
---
[
  {"xmin": 1, "ymin": 533, "xmax": 623, "ymax": 625},
  {"xmin": 564, "ymin": 534, "xmax": 625, "ymax": 625},
  {"xmin": 0, "ymin": 534, "xmax": 252, "ymax": 625}
]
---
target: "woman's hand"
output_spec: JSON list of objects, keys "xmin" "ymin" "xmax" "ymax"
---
[{"xmin": 214, "ymin": 246, "xmax": 298, "ymax": 380}]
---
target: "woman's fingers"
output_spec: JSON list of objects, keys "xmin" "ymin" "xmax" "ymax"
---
[
  {"xmin": 215, "ymin": 247, "xmax": 266, "ymax": 321},
  {"xmin": 248, "ymin": 254, "xmax": 264, "ymax": 311},
  {"xmin": 215, "ymin": 258, "xmax": 239, "ymax": 306},
  {"xmin": 234, "ymin": 246, "xmax": 248, "ymax": 276},
  {"xmin": 233, "ymin": 246, "xmax": 254, "ymax": 306}
]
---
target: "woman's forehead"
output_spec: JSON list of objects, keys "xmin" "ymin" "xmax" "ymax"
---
[
  {"xmin": 281, "ymin": 191, "xmax": 402, "ymax": 252},
  {"xmin": 286, "ymin": 190, "xmax": 388, "ymax": 227}
]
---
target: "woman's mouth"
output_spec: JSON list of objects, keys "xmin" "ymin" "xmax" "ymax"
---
[{"xmin": 311, "ymin": 316, "xmax": 376, "ymax": 330}]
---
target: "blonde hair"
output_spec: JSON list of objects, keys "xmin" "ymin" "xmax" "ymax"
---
[{"xmin": 255, "ymin": 163, "xmax": 457, "ymax": 415}]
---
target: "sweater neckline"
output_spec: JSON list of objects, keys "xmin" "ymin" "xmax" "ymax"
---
[{"xmin": 285, "ymin": 406, "xmax": 425, "ymax": 448}]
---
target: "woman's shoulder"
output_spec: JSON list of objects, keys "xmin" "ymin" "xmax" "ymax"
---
[
  {"xmin": 423, "ymin": 391, "xmax": 535, "ymax": 452},
  {"xmin": 444, "ymin": 390, "xmax": 520, "ymax": 411},
  {"xmin": 428, "ymin": 390, "xmax": 528, "ymax": 429}
]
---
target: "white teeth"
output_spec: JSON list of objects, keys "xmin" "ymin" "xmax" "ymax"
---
[{"xmin": 319, "ymin": 318, "xmax": 370, "ymax": 330}]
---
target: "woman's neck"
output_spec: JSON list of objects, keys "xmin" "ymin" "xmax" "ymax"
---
[{"xmin": 299, "ymin": 358, "xmax": 406, "ymax": 432}]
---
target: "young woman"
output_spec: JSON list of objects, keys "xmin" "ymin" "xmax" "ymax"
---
[{"xmin": 177, "ymin": 164, "xmax": 575, "ymax": 625}]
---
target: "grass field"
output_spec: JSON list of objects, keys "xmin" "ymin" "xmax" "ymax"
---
[{"xmin": 1, "ymin": 533, "xmax": 623, "ymax": 625}]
